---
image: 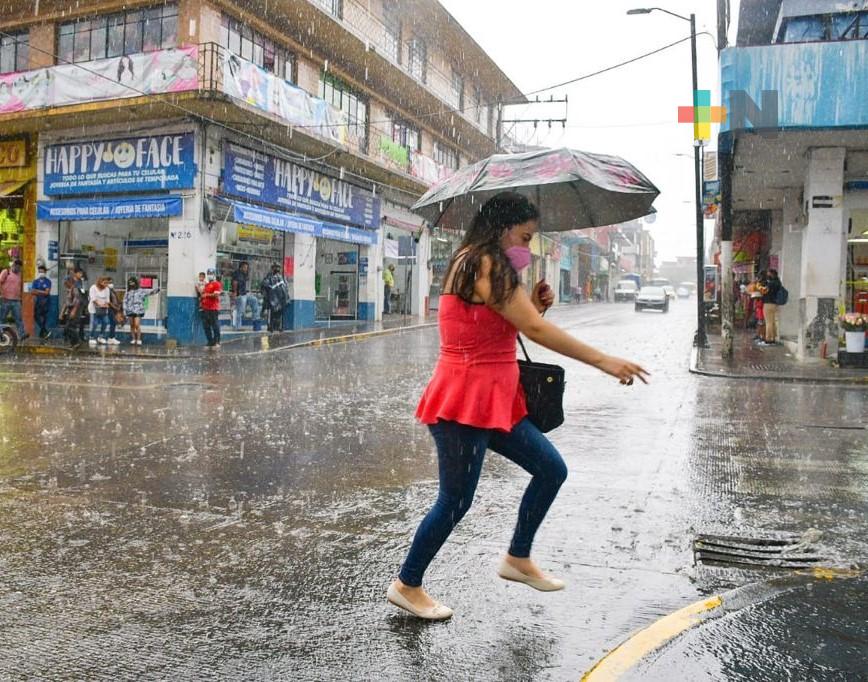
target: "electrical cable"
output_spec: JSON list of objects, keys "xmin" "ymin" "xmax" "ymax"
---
[{"xmin": 0, "ymin": 25, "xmax": 715, "ymax": 190}]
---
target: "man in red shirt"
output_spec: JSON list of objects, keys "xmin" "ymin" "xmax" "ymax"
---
[{"xmin": 200, "ymin": 268, "xmax": 222, "ymax": 349}]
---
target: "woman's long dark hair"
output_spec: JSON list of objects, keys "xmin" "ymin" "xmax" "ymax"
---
[{"xmin": 444, "ymin": 192, "xmax": 539, "ymax": 306}]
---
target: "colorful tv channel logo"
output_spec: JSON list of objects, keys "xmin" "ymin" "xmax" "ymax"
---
[{"xmin": 678, "ymin": 90, "xmax": 726, "ymax": 141}]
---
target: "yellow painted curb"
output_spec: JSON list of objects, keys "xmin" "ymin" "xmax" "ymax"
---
[{"xmin": 581, "ymin": 596, "xmax": 723, "ymax": 681}]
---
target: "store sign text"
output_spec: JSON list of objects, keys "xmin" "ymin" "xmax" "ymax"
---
[
  {"xmin": 223, "ymin": 143, "xmax": 380, "ymax": 230},
  {"xmin": 0, "ymin": 140, "xmax": 26, "ymax": 168},
  {"xmin": 44, "ymin": 133, "xmax": 196, "ymax": 196}
]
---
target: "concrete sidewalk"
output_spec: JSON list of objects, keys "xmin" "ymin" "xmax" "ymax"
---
[
  {"xmin": 14, "ymin": 316, "xmax": 434, "ymax": 360},
  {"xmin": 691, "ymin": 333, "xmax": 868, "ymax": 385}
]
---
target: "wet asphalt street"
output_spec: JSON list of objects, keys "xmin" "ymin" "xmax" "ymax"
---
[{"xmin": 0, "ymin": 300, "xmax": 866, "ymax": 680}]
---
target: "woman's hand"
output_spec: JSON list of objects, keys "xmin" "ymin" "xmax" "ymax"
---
[
  {"xmin": 531, "ymin": 281, "xmax": 555, "ymax": 313},
  {"xmin": 595, "ymin": 355, "xmax": 650, "ymax": 385}
]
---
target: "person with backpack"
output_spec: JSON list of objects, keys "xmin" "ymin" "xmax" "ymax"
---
[
  {"xmin": 761, "ymin": 268, "xmax": 786, "ymax": 345},
  {"xmin": 260, "ymin": 263, "xmax": 288, "ymax": 332},
  {"xmin": 63, "ymin": 267, "xmax": 88, "ymax": 348}
]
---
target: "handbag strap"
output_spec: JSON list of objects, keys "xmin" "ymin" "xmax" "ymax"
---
[{"xmin": 516, "ymin": 334, "xmax": 532, "ymax": 363}]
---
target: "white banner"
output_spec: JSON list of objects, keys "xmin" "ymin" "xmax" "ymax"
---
[
  {"xmin": 223, "ymin": 51, "xmax": 349, "ymax": 146},
  {"xmin": 0, "ymin": 46, "xmax": 198, "ymax": 114}
]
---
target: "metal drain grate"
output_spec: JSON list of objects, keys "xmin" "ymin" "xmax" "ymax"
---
[{"xmin": 694, "ymin": 533, "xmax": 826, "ymax": 569}]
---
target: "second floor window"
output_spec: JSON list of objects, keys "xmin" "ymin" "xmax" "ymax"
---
[
  {"xmin": 434, "ymin": 141, "xmax": 458, "ymax": 170},
  {"xmin": 451, "ymin": 70, "xmax": 464, "ymax": 110},
  {"xmin": 382, "ymin": 0, "xmax": 401, "ymax": 64},
  {"xmin": 320, "ymin": 73, "xmax": 368, "ymax": 148},
  {"xmin": 58, "ymin": 5, "xmax": 178, "ymax": 64},
  {"xmin": 220, "ymin": 16, "xmax": 295, "ymax": 82},
  {"xmin": 0, "ymin": 30, "xmax": 28, "ymax": 74},
  {"xmin": 315, "ymin": 0, "xmax": 342, "ymax": 18},
  {"xmin": 779, "ymin": 11, "xmax": 868, "ymax": 43},
  {"xmin": 391, "ymin": 117, "xmax": 420, "ymax": 152},
  {"xmin": 407, "ymin": 37, "xmax": 427, "ymax": 84}
]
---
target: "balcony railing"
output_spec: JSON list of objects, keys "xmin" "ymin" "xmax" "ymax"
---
[
  {"xmin": 0, "ymin": 42, "xmax": 455, "ymax": 187},
  {"xmin": 310, "ymin": 0, "xmax": 491, "ymax": 136},
  {"xmin": 200, "ymin": 43, "xmax": 454, "ymax": 184}
]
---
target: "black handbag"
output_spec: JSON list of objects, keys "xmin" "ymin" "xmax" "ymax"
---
[{"xmin": 517, "ymin": 335, "xmax": 565, "ymax": 433}]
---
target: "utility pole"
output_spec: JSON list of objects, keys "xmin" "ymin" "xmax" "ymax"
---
[{"xmin": 495, "ymin": 96, "xmax": 568, "ymax": 153}]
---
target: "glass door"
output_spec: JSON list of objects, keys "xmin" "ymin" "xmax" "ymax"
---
[{"xmin": 329, "ymin": 270, "xmax": 357, "ymax": 320}]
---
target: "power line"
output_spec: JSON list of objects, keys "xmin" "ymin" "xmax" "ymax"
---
[
  {"xmin": 523, "ymin": 35, "xmax": 694, "ymax": 96},
  {"xmin": 0, "ymin": 26, "xmax": 714, "ymax": 180}
]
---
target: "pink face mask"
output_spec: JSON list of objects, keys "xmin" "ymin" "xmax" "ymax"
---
[{"xmin": 505, "ymin": 246, "xmax": 531, "ymax": 272}]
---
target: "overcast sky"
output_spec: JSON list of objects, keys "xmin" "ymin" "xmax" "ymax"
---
[{"xmin": 438, "ymin": 0, "xmax": 722, "ymax": 262}]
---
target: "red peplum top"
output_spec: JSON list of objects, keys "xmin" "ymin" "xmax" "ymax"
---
[{"xmin": 416, "ymin": 294, "xmax": 527, "ymax": 432}]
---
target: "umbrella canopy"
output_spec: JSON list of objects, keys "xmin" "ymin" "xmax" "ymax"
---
[{"xmin": 411, "ymin": 147, "xmax": 659, "ymax": 232}]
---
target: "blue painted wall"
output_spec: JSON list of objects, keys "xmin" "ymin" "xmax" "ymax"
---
[
  {"xmin": 167, "ymin": 296, "xmax": 204, "ymax": 345},
  {"xmin": 721, "ymin": 41, "xmax": 868, "ymax": 132},
  {"xmin": 286, "ymin": 299, "xmax": 315, "ymax": 330},
  {"xmin": 358, "ymin": 302, "xmax": 375, "ymax": 321}
]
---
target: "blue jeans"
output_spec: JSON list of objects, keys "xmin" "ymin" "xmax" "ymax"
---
[
  {"xmin": 91, "ymin": 310, "xmax": 109, "ymax": 338},
  {"xmin": 399, "ymin": 417, "xmax": 568, "ymax": 587},
  {"xmin": 0, "ymin": 299, "xmax": 23, "ymax": 336},
  {"xmin": 233, "ymin": 294, "xmax": 261, "ymax": 329}
]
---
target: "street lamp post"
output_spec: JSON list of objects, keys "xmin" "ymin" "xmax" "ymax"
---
[{"xmin": 628, "ymin": 7, "xmax": 707, "ymax": 347}]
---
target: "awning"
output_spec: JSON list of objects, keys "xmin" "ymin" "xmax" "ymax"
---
[
  {"xmin": 208, "ymin": 197, "xmax": 377, "ymax": 247},
  {"xmin": 37, "ymin": 196, "xmax": 182, "ymax": 221},
  {"xmin": 0, "ymin": 179, "xmax": 28, "ymax": 198}
]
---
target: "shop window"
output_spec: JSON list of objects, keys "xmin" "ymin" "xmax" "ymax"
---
[
  {"xmin": 433, "ymin": 141, "xmax": 458, "ymax": 170},
  {"xmin": 58, "ymin": 4, "xmax": 177, "ymax": 64},
  {"xmin": 392, "ymin": 117, "xmax": 421, "ymax": 153},
  {"xmin": 320, "ymin": 72, "xmax": 368, "ymax": 150},
  {"xmin": 407, "ymin": 37, "xmax": 427, "ymax": 84},
  {"xmin": 382, "ymin": 0, "xmax": 401, "ymax": 63},
  {"xmin": 220, "ymin": 15, "xmax": 296, "ymax": 82},
  {"xmin": 0, "ymin": 30, "xmax": 28, "ymax": 74}
]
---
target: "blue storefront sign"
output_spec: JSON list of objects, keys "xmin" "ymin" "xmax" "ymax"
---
[
  {"xmin": 223, "ymin": 143, "xmax": 381, "ymax": 230},
  {"xmin": 37, "ymin": 196, "xmax": 183, "ymax": 221},
  {"xmin": 223, "ymin": 199, "xmax": 376, "ymax": 246},
  {"xmin": 44, "ymin": 133, "xmax": 196, "ymax": 196}
]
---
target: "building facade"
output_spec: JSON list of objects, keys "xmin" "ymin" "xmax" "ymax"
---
[
  {"xmin": 0, "ymin": 0, "xmax": 521, "ymax": 342},
  {"xmin": 718, "ymin": 0, "xmax": 868, "ymax": 358}
]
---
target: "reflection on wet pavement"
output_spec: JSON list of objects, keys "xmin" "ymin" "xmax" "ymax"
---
[{"xmin": 0, "ymin": 301, "xmax": 865, "ymax": 679}]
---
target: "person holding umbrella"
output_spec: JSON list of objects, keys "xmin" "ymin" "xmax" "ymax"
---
[{"xmin": 387, "ymin": 192, "xmax": 649, "ymax": 620}]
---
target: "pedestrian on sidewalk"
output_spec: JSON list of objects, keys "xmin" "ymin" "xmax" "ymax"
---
[
  {"xmin": 123, "ymin": 276, "xmax": 160, "ymax": 345},
  {"xmin": 0, "ymin": 259, "xmax": 26, "ymax": 340},
  {"xmin": 87, "ymin": 277, "xmax": 111, "ymax": 346},
  {"xmin": 260, "ymin": 263, "xmax": 287, "ymax": 332},
  {"xmin": 762, "ymin": 269, "xmax": 783, "ymax": 345},
  {"xmin": 31, "ymin": 264, "xmax": 52, "ymax": 339},
  {"xmin": 201, "ymin": 268, "xmax": 222, "ymax": 349},
  {"xmin": 383, "ymin": 263, "xmax": 395, "ymax": 314},
  {"xmin": 388, "ymin": 193, "xmax": 649, "ymax": 621},
  {"xmin": 105, "ymin": 277, "xmax": 122, "ymax": 346},
  {"xmin": 231, "ymin": 261, "xmax": 260, "ymax": 330},
  {"xmin": 62, "ymin": 267, "xmax": 87, "ymax": 348}
]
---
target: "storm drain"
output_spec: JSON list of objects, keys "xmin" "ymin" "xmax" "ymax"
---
[{"xmin": 694, "ymin": 532, "xmax": 827, "ymax": 569}]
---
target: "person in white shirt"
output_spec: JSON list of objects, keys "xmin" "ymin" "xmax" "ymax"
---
[{"xmin": 88, "ymin": 277, "xmax": 112, "ymax": 346}]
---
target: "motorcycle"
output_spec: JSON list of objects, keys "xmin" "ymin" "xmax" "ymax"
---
[{"xmin": 0, "ymin": 324, "xmax": 18, "ymax": 352}]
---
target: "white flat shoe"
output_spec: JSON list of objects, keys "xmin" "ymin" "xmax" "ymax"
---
[
  {"xmin": 386, "ymin": 583, "xmax": 453, "ymax": 621},
  {"xmin": 498, "ymin": 558, "xmax": 565, "ymax": 592}
]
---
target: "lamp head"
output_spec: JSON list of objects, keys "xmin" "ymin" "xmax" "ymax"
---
[{"xmin": 627, "ymin": 8, "xmax": 653, "ymax": 14}]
